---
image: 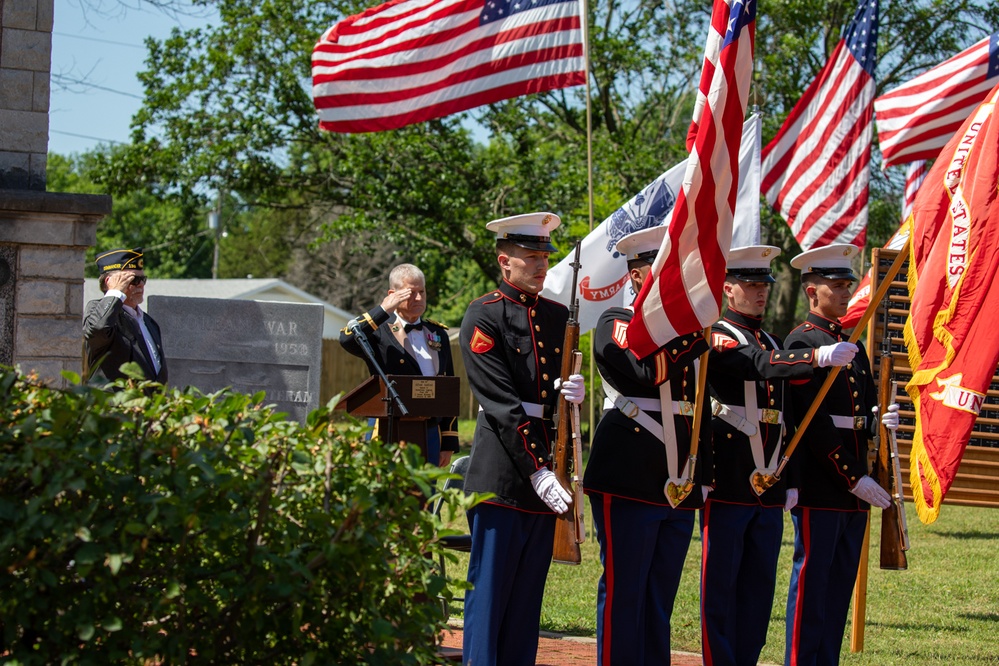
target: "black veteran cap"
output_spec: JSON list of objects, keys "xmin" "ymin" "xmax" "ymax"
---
[
  {"xmin": 487, "ymin": 212, "xmax": 561, "ymax": 252},
  {"xmin": 727, "ymin": 245, "xmax": 781, "ymax": 283},
  {"xmin": 615, "ymin": 225, "xmax": 667, "ymax": 263},
  {"xmin": 790, "ymin": 243, "xmax": 859, "ymax": 281},
  {"xmin": 96, "ymin": 248, "xmax": 144, "ymax": 274}
]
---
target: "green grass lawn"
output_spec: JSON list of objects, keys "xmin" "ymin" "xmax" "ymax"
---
[{"xmin": 441, "ymin": 470, "xmax": 999, "ymax": 665}]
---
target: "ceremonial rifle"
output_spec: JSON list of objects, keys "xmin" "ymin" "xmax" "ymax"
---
[
  {"xmin": 552, "ymin": 241, "xmax": 585, "ymax": 565},
  {"xmin": 875, "ymin": 294, "xmax": 910, "ymax": 569}
]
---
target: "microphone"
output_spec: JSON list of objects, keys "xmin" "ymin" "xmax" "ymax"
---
[{"xmin": 346, "ymin": 317, "xmax": 364, "ymax": 334}]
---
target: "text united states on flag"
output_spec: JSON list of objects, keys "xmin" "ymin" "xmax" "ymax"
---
[
  {"xmin": 761, "ymin": 0, "xmax": 878, "ymax": 251},
  {"xmin": 875, "ymin": 31, "xmax": 999, "ymax": 169},
  {"xmin": 312, "ymin": 0, "xmax": 586, "ymax": 133},
  {"xmin": 625, "ymin": 0, "xmax": 755, "ymax": 359}
]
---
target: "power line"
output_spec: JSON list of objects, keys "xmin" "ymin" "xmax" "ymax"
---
[
  {"xmin": 50, "ymin": 73, "xmax": 144, "ymax": 99},
  {"xmin": 52, "ymin": 31, "xmax": 146, "ymax": 50},
  {"xmin": 50, "ymin": 129, "xmax": 124, "ymax": 145}
]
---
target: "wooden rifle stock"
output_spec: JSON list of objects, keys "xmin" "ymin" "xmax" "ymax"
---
[
  {"xmin": 875, "ymin": 295, "xmax": 908, "ymax": 570},
  {"xmin": 553, "ymin": 242, "xmax": 584, "ymax": 565}
]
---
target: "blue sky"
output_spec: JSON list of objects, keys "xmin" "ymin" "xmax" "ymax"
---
[{"xmin": 48, "ymin": 0, "xmax": 213, "ymax": 156}]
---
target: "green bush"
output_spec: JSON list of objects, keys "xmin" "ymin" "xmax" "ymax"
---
[{"xmin": 0, "ymin": 366, "xmax": 476, "ymax": 664}]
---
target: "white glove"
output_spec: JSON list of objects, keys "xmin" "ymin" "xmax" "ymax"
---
[
  {"xmin": 784, "ymin": 488, "xmax": 799, "ymax": 512},
  {"xmin": 879, "ymin": 403, "xmax": 900, "ymax": 430},
  {"xmin": 702, "ymin": 485, "xmax": 712, "ymax": 502},
  {"xmin": 849, "ymin": 475, "xmax": 891, "ymax": 509},
  {"xmin": 556, "ymin": 373, "xmax": 585, "ymax": 405},
  {"xmin": 530, "ymin": 468, "xmax": 572, "ymax": 514},
  {"xmin": 814, "ymin": 342, "xmax": 859, "ymax": 367}
]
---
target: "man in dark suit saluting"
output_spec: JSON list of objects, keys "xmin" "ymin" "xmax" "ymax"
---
[
  {"xmin": 83, "ymin": 247, "xmax": 167, "ymax": 385},
  {"xmin": 339, "ymin": 263, "xmax": 459, "ymax": 467}
]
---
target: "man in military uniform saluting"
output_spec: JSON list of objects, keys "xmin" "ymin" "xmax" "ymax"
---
[
  {"xmin": 459, "ymin": 212, "xmax": 585, "ymax": 666},
  {"xmin": 339, "ymin": 263, "xmax": 458, "ymax": 467},
  {"xmin": 83, "ymin": 247, "xmax": 167, "ymax": 385},
  {"xmin": 582, "ymin": 225, "xmax": 711, "ymax": 665},
  {"xmin": 700, "ymin": 245, "xmax": 857, "ymax": 666},
  {"xmin": 783, "ymin": 244, "xmax": 899, "ymax": 666}
]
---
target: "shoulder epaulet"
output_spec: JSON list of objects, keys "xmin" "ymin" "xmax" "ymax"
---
[{"xmin": 425, "ymin": 318, "xmax": 448, "ymax": 330}]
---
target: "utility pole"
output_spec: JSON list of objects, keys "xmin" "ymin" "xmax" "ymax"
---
[{"xmin": 209, "ymin": 191, "xmax": 222, "ymax": 279}]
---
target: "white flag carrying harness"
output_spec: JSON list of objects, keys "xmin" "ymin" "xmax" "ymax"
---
[{"xmin": 712, "ymin": 321, "xmax": 785, "ymax": 486}]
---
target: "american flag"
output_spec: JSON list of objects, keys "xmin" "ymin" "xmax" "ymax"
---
[
  {"xmin": 899, "ymin": 159, "xmax": 927, "ymax": 221},
  {"xmin": 625, "ymin": 0, "xmax": 756, "ymax": 359},
  {"xmin": 311, "ymin": 0, "xmax": 586, "ymax": 133},
  {"xmin": 841, "ymin": 160, "xmax": 922, "ymax": 329},
  {"xmin": 875, "ymin": 32, "xmax": 999, "ymax": 169},
  {"xmin": 760, "ymin": 0, "xmax": 879, "ymax": 251}
]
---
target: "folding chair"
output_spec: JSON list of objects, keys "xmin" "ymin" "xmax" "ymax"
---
[{"xmin": 433, "ymin": 455, "xmax": 472, "ymax": 621}]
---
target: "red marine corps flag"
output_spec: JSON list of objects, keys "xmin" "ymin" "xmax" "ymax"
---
[
  {"xmin": 903, "ymin": 81, "xmax": 999, "ymax": 524},
  {"xmin": 625, "ymin": 0, "xmax": 756, "ymax": 358}
]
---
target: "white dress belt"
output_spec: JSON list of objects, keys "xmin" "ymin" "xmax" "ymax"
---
[
  {"xmin": 478, "ymin": 401, "xmax": 549, "ymax": 419},
  {"xmin": 830, "ymin": 414, "xmax": 867, "ymax": 430},
  {"xmin": 602, "ymin": 395, "xmax": 693, "ymax": 415}
]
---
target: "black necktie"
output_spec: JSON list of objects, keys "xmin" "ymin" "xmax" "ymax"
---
[{"xmin": 404, "ymin": 321, "xmax": 423, "ymax": 333}]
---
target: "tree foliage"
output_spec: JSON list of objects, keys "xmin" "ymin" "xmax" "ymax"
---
[{"xmin": 0, "ymin": 366, "xmax": 475, "ymax": 664}]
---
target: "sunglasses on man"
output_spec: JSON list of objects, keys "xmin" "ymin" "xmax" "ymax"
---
[{"xmin": 129, "ymin": 275, "xmax": 148, "ymax": 287}]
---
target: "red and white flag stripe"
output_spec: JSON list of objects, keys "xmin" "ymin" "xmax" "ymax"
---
[
  {"xmin": 875, "ymin": 32, "xmax": 999, "ymax": 169},
  {"xmin": 761, "ymin": 0, "xmax": 879, "ymax": 251},
  {"xmin": 312, "ymin": 0, "xmax": 586, "ymax": 133},
  {"xmin": 625, "ymin": 0, "xmax": 756, "ymax": 359}
]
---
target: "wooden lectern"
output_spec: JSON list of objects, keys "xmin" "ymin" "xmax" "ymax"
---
[{"xmin": 337, "ymin": 375, "xmax": 460, "ymax": 459}]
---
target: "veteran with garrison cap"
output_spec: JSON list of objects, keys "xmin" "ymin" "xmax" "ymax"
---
[
  {"xmin": 459, "ymin": 211, "xmax": 585, "ymax": 666},
  {"xmin": 782, "ymin": 243, "xmax": 898, "ymax": 666},
  {"xmin": 83, "ymin": 247, "xmax": 167, "ymax": 385},
  {"xmin": 700, "ymin": 245, "xmax": 858, "ymax": 666},
  {"xmin": 582, "ymin": 225, "xmax": 711, "ymax": 665}
]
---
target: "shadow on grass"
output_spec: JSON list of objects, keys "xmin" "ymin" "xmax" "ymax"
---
[
  {"xmin": 928, "ymin": 530, "xmax": 999, "ymax": 540},
  {"xmin": 958, "ymin": 611, "xmax": 999, "ymax": 623}
]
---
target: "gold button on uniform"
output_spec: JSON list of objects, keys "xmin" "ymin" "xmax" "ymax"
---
[
  {"xmin": 538, "ymin": 341, "xmax": 545, "ymax": 349},
  {"xmin": 541, "ymin": 390, "xmax": 548, "ymax": 398},
  {"xmin": 543, "ymin": 373, "xmax": 549, "ymax": 381}
]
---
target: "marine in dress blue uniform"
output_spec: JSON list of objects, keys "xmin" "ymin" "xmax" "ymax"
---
[
  {"xmin": 582, "ymin": 226, "xmax": 712, "ymax": 666},
  {"xmin": 782, "ymin": 244, "xmax": 894, "ymax": 666},
  {"xmin": 83, "ymin": 248, "xmax": 168, "ymax": 386},
  {"xmin": 458, "ymin": 212, "xmax": 584, "ymax": 666},
  {"xmin": 700, "ymin": 245, "xmax": 857, "ymax": 666},
  {"xmin": 339, "ymin": 264, "xmax": 458, "ymax": 466}
]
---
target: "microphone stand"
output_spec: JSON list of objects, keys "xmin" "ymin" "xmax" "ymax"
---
[{"xmin": 348, "ymin": 321, "xmax": 409, "ymax": 444}]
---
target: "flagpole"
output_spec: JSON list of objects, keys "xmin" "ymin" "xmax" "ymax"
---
[{"xmin": 582, "ymin": 0, "xmax": 596, "ymax": 448}]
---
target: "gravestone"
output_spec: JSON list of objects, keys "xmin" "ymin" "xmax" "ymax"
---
[{"xmin": 146, "ymin": 295, "xmax": 324, "ymax": 423}]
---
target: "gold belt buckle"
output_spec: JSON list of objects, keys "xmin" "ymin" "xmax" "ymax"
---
[
  {"xmin": 761, "ymin": 409, "xmax": 780, "ymax": 424},
  {"xmin": 854, "ymin": 416, "xmax": 866, "ymax": 430},
  {"xmin": 677, "ymin": 401, "xmax": 694, "ymax": 417}
]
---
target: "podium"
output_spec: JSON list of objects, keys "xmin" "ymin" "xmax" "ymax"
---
[{"xmin": 337, "ymin": 375, "xmax": 460, "ymax": 459}]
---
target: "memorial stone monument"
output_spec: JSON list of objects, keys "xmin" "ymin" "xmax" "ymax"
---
[
  {"xmin": 1, "ymin": 0, "xmax": 111, "ymax": 380},
  {"xmin": 147, "ymin": 295, "xmax": 325, "ymax": 423}
]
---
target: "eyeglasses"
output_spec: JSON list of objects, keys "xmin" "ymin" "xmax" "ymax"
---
[{"xmin": 130, "ymin": 275, "xmax": 148, "ymax": 287}]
